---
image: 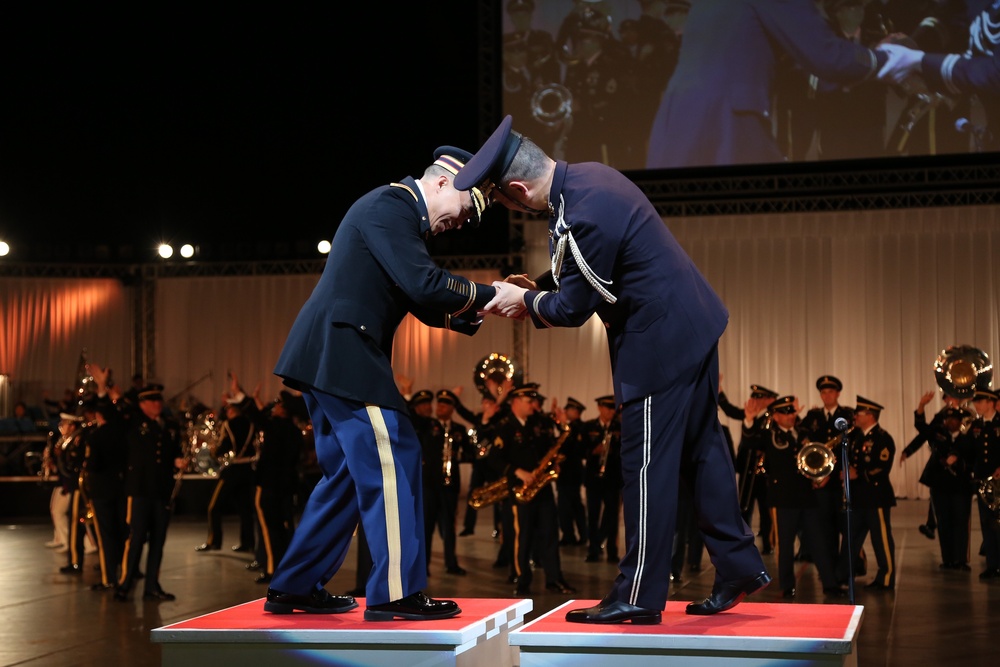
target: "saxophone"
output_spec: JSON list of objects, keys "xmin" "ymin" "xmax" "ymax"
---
[
  {"xmin": 468, "ymin": 426, "xmax": 570, "ymax": 508},
  {"xmin": 442, "ymin": 428, "xmax": 453, "ymax": 486}
]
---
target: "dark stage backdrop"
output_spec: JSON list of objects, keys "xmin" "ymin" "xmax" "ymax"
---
[{"xmin": 500, "ymin": 0, "xmax": 993, "ymax": 172}]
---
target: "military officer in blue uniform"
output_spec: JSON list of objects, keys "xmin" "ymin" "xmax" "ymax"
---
[
  {"xmin": 455, "ymin": 115, "xmax": 768, "ymax": 624},
  {"xmin": 645, "ymin": 0, "xmax": 891, "ymax": 168},
  {"xmin": 263, "ymin": 147, "xmax": 497, "ymax": 621}
]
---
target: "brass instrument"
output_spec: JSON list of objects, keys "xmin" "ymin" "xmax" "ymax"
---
[
  {"xmin": 468, "ymin": 426, "xmax": 570, "ymax": 509},
  {"xmin": 738, "ymin": 411, "xmax": 770, "ymax": 513},
  {"xmin": 530, "ymin": 83, "xmax": 573, "ymax": 128},
  {"xmin": 596, "ymin": 423, "xmax": 612, "ymax": 479},
  {"xmin": 473, "ymin": 353, "xmax": 523, "ymax": 399},
  {"xmin": 934, "ymin": 345, "xmax": 993, "ymax": 400},
  {"xmin": 978, "ymin": 476, "xmax": 1000, "ymax": 530},
  {"xmin": 442, "ymin": 429, "xmax": 453, "ymax": 486},
  {"xmin": 796, "ymin": 435, "xmax": 842, "ymax": 482}
]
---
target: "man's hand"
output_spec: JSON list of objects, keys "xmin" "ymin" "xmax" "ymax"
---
[
  {"xmin": 917, "ymin": 390, "xmax": 935, "ymax": 413},
  {"xmin": 876, "ymin": 42, "xmax": 924, "ymax": 84},
  {"xmin": 485, "ymin": 281, "xmax": 528, "ymax": 318}
]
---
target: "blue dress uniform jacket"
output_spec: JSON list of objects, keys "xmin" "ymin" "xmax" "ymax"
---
[
  {"xmin": 274, "ymin": 176, "xmax": 496, "ymax": 413},
  {"xmin": 268, "ymin": 176, "xmax": 496, "ymax": 607},
  {"xmin": 645, "ymin": 0, "xmax": 884, "ymax": 168},
  {"xmin": 521, "ymin": 160, "xmax": 764, "ymax": 611}
]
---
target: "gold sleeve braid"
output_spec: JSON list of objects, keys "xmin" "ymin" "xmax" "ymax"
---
[{"xmin": 447, "ymin": 277, "xmax": 475, "ymax": 317}]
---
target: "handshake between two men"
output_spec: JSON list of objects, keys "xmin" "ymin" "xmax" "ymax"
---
[{"xmin": 481, "ymin": 274, "xmax": 534, "ymax": 320}]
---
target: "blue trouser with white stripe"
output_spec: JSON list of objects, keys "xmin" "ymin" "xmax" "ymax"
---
[
  {"xmin": 269, "ymin": 390, "xmax": 426, "ymax": 606},
  {"xmin": 608, "ymin": 345, "xmax": 763, "ymax": 610}
]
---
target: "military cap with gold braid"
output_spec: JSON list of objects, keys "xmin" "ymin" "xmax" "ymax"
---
[
  {"xmin": 564, "ymin": 397, "xmax": 586, "ymax": 412},
  {"xmin": 816, "ymin": 375, "xmax": 843, "ymax": 391},
  {"xmin": 432, "ymin": 146, "xmax": 489, "ymax": 228},
  {"xmin": 974, "ymin": 388, "xmax": 999, "ymax": 401},
  {"xmin": 595, "ymin": 395, "xmax": 616, "ymax": 409},
  {"xmin": 138, "ymin": 383, "xmax": 165, "ymax": 401},
  {"xmin": 749, "ymin": 384, "xmax": 778, "ymax": 400},
  {"xmin": 409, "ymin": 389, "xmax": 434, "ymax": 407},
  {"xmin": 768, "ymin": 395, "xmax": 797, "ymax": 415},
  {"xmin": 435, "ymin": 389, "xmax": 458, "ymax": 405},
  {"xmin": 854, "ymin": 395, "xmax": 884, "ymax": 414},
  {"xmin": 509, "ymin": 384, "xmax": 539, "ymax": 400}
]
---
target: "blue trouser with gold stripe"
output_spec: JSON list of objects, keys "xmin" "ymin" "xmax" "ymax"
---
[{"xmin": 269, "ymin": 390, "xmax": 426, "ymax": 606}]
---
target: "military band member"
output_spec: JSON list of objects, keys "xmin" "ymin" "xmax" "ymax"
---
[
  {"xmin": 906, "ymin": 395, "xmax": 973, "ymax": 571},
  {"xmin": 798, "ymin": 375, "xmax": 855, "ymax": 573},
  {"xmin": 747, "ymin": 396, "xmax": 843, "ymax": 598},
  {"xmin": 252, "ymin": 392, "xmax": 305, "ymax": 584},
  {"xmin": 113, "ymin": 383, "xmax": 187, "ymax": 601},
  {"xmin": 422, "ymin": 389, "xmax": 470, "ymax": 575},
  {"xmin": 81, "ymin": 401, "xmax": 128, "ymax": 590},
  {"xmin": 964, "ymin": 389, "xmax": 1000, "ymax": 580},
  {"xmin": 54, "ymin": 412, "xmax": 87, "ymax": 574},
  {"xmin": 583, "ymin": 395, "xmax": 622, "ymax": 563},
  {"xmin": 487, "ymin": 385, "xmax": 575, "ymax": 596},
  {"xmin": 838, "ymin": 396, "xmax": 897, "ymax": 591},
  {"xmin": 556, "ymin": 396, "xmax": 588, "ymax": 547},
  {"xmin": 460, "ymin": 393, "xmax": 501, "ymax": 537},
  {"xmin": 737, "ymin": 385, "xmax": 778, "ymax": 555},
  {"xmin": 197, "ymin": 398, "xmax": 258, "ymax": 553}
]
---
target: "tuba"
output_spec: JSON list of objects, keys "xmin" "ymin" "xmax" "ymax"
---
[
  {"xmin": 474, "ymin": 353, "xmax": 523, "ymax": 399},
  {"xmin": 531, "ymin": 83, "xmax": 573, "ymax": 128},
  {"xmin": 978, "ymin": 476, "xmax": 1000, "ymax": 530},
  {"xmin": 934, "ymin": 345, "xmax": 993, "ymax": 400}
]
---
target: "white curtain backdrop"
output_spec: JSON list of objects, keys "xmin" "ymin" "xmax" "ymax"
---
[{"xmin": 4, "ymin": 204, "xmax": 999, "ymax": 498}]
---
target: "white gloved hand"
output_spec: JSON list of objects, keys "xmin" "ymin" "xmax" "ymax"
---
[
  {"xmin": 876, "ymin": 43, "xmax": 925, "ymax": 85},
  {"xmin": 484, "ymin": 281, "xmax": 527, "ymax": 319}
]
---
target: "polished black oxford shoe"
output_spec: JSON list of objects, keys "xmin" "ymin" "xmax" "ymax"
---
[
  {"xmin": 446, "ymin": 566, "xmax": 467, "ymax": 576},
  {"xmin": 545, "ymin": 580, "xmax": 577, "ymax": 594},
  {"xmin": 231, "ymin": 544, "xmax": 252, "ymax": 552},
  {"xmin": 364, "ymin": 591, "xmax": 460, "ymax": 621},
  {"xmin": 255, "ymin": 573, "xmax": 272, "ymax": 584},
  {"xmin": 59, "ymin": 564, "xmax": 82, "ymax": 574},
  {"xmin": 143, "ymin": 588, "xmax": 176, "ymax": 601},
  {"xmin": 918, "ymin": 524, "xmax": 936, "ymax": 540},
  {"xmin": 194, "ymin": 543, "xmax": 219, "ymax": 552},
  {"xmin": 264, "ymin": 588, "xmax": 358, "ymax": 614},
  {"xmin": 686, "ymin": 571, "xmax": 771, "ymax": 615},
  {"xmin": 565, "ymin": 600, "xmax": 662, "ymax": 625}
]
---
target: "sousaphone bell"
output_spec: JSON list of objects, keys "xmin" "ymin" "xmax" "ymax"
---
[{"xmin": 934, "ymin": 345, "xmax": 993, "ymax": 400}]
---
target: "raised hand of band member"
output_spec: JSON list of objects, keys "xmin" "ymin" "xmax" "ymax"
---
[
  {"xmin": 876, "ymin": 42, "xmax": 924, "ymax": 84},
  {"xmin": 485, "ymin": 280, "xmax": 528, "ymax": 319},
  {"xmin": 503, "ymin": 273, "xmax": 537, "ymax": 290}
]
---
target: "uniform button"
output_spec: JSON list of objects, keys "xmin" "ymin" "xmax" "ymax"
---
[{"xmin": 360, "ymin": 325, "xmax": 367, "ymax": 331}]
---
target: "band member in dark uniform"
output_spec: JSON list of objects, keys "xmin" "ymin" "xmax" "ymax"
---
[
  {"xmin": 583, "ymin": 395, "xmax": 622, "ymax": 563},
  {"xmin": 556, "ymin": 396, "xmax": 588, "ymax": 546},
  {"xmin": 798, "ymin": 375, "xmax": 855, "ymax": 573},
  {"xmin": 197, "ymin": 399, "xmax": 258, "ymax": 553},
  {"xmin": 735, "ymin": 385, "xmax": 778, "ymax": 556},
  {"xmin": 54, "ymin": 412, "xmax": 87, "ymax": 575},
  {"xmin": 106, "ymin": 380, "xmax": 186, "ymax": 601},
  {"xmin": 460, "ymin": 393, "xmax": 501, "ymax": 537},
  {"xmin": 81, "ymin": 402, "xmax": 128, "ymax": 590},
  {"xmin": 963, "ymin": 388, "xmax": 1000, "ymax": 580},
  {"xmin": 746, "ymin": 395, "xmax": 843, "ymax": 598},
  {"xmin": 487, "ymin": 384, "xmax": 575, "ymax": 596},
  {"xmin": 252, "ymin": 392, "xmax": 305, "ymax": 584},
  {"xmin": 905, "ymin": 396, "xmax": 973, "ymax": 570},
  {"xmin": 457, "ymin": 116, "xmax": 768, "ymax": 624},
  {"xmin": 838, "ymin": 396, "xmax": 897, "ymax": 590},
  {"xmin": 422, "ymin": 389, "xmax": 469, "ymax": 575},
  {"xmin": 264, "ymin": 146, "xmax": 497, "ymax": 619}
]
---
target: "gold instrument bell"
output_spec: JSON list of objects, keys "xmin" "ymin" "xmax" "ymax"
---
[
  {"xmin": 934, "ymin": 345, "xmax": 993, "ymax": 400},
  {"xmin": 473, "ymin": 353, "xmax": 523, "ymax": 398}
]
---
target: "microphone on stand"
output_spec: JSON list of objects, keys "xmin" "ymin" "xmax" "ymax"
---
[
  {"xmin": 835, "ymin": 417, "xmax": 850, "ymax": 432},
  {"xmin": 836, "ymin": 414, "xmax": 856, "ymax": 604}
]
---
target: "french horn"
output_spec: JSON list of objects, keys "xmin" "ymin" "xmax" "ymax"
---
[{"xmin": 934, "ymin": 345, "xmax": 993, "ymax": 400}]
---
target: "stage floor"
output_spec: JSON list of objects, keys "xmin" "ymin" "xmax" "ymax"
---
[{"xmin": 1, "ymin": 498, "xmax": 996, "ymax": 666}]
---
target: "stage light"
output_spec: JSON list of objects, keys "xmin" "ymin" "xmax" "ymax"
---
[
  {"xmin": 180, "ymin": 244, "xmax": 195, "ymax": 258},
  {"xmin": 317, "ymin": 240, "xmax": 331, "ymax": 254},
  {"xmin": 0, "ymin": 241, "xmax": 9, "ymax": 257},
  {"xmin": 158, "ymin": 244, "xmax": 174, "ymax": 259}
]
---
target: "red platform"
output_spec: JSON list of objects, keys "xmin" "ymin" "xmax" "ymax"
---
[
  {"xmin": 511, "ymin": 599, "xmax": 865, "ymax": 667},
  {"xmin": 152, "ymin": 596, "xmax": 532, "ymax": 667}
]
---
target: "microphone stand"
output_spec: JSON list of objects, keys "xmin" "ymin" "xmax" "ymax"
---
[{"xmin": 839, "ymin": 426, "xmax": 856, "ymax": 605}]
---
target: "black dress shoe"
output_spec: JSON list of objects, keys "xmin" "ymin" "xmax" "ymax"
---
[
  {"xmin": 264, "ymin": 588, "xmax": 358, "ymax": 614},
  {"xmin": 195, "ymin": 543, "xmax": 219, "ymax": 552},
  {"xmin": 864, "ymin": 580, "xmax": 893, "ymax": 590},
  {"xmin": 761, "ymin": 547, "xmax": 774, "ymax": 556},
  {"xmin": 979, "ymin": 568, "xmax": 1000, "ymax": 580},
  {"xmin": 143, "ymin": 588, "xmax": 176, "ymax": 601},
  {"xmin": 492, "ymin": 558, "xmax": 509, "ymax": 569},
  {"xmin": 670, "ymin": 571, "xmax": 682, "ymax": 583},
  {"xmin": 246, "ymin": 560, "xmax": 262, "ymax": 570},
  {"xmin": 565, "ymin": 599, "xmax": 661, "ymax": 625},
  {"xmin": 823, "ymin": 586, "xmax": 848, "ymax": 597},
  {"xmin": 458, "ymin": 528, "xmax": 474, "ymax": 536},
  {"xmin": 584, "ymin": 553, "xmax": 601, "ymax": 563},
  {"xmin": 255, "ymin": 573, "xmax": 272, "ymax": 584},
  {"xmin": 686, "ymin": 571, "xmax": 772, "ymax": 615},
  {"xmin": 232, "ymin": 544, "xmax": 252, "ymax": 552},
  {"xmin": 59, "ymin": 564, "xmax": 82, "ymax": 574},
  {"xmin": 113, "ymin": 587, "xmax": 129, "ymax": 602},
  {"xmin": 545, "ymin": 580, "xmax": 576, "ymax": 594},
  {"xmin": 446, "ymin": 565, "xmax": 467, "ymax": 576},
  {"xmin": 514, "ymin": 586, "xmax": 531, "ymax": 596},
  {"xmin": 782, "ymin": 587, "xmax": 795, "ymax": 598},
  {"xmin": 918, "ymin": 524, "xmax": 936, "ymax": 540},
  {"xmin": 364, "ymin": 591, "xmax": 460, "ymax": 621},
  {"xmin": 90, "ymin": 583, "xmax": 115, "ymax": 591}
]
